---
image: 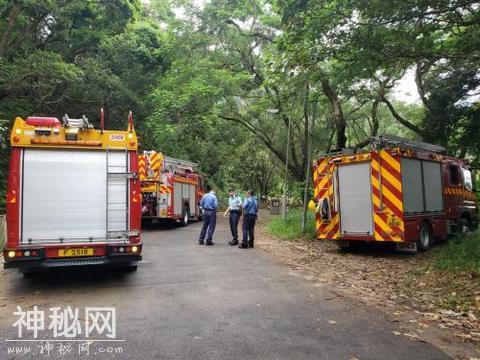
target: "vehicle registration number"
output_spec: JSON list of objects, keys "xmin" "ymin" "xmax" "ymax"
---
[
  {"xmin": 387, "ymin": 216, "xmax": 401, "ymax": 227},
  {"xmin": 58, "ymin": 248, "xmax": 94, "ymax": 257}
]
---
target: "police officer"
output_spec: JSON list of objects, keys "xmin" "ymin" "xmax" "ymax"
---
[
  {"xmin": 239, "ymin": 189, "xmax": 258, "ymax": 249},
  {"xmin": 198, "ymin": 187, "xmax": 218, "ymax": 246},
  {"xmin": 224, "ymin": 189, "xmax": 242, "ymax": 246}
]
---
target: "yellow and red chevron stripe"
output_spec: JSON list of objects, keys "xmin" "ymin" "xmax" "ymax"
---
[
  {"xmin": 138, "ymin": 151, "xmax": 164, "ymax": 181},
  {"xmin": 371, "ymin": 150, "xmax": 404, "ymax": 242},
  {"xmin": 138, "ymin": 155, "xmax": 147, "ymax": 181},
  {"xmin": 314, "ymin": 158, "xmax": 340, "ymax": 240},
  {"xmin": 149, "ymin": 152, "xmax": 162, "ymax": 179},
  {"xmin": 158, "ymin": 185, "xmax": 171, "ymax": 193},
  {"xmin": 444, "ymin": 187, "xmax": 476, "ymax": 201}
]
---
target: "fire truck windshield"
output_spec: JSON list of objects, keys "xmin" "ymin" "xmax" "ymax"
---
[{"xmin": 462, "ymin": 168, "xmax": 473, "ymax": 190}]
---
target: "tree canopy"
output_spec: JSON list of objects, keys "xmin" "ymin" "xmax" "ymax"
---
[{"xmin": 1, "ymin": 0, "xmax": 479, "ymax": 211}]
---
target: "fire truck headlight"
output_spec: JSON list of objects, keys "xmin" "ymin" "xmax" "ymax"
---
[
  {"xmin": 131, "ymin": 246, "xmax": 138, "ymax": 253},
  {"xmin": 119, "ymin": 247, "xmax": 125, "ymax": 253},
  {"xmin": 128, "ymin": 133, "xmax": 133, "ymax": 139},
  {"xmin": 15, "ymin": 128, "xmax": 22, "ymax": 135},
  {"xmin": 24, "ymin": 251, "xmax": 31, "ymax": 257},
  {"xmin": 7, "ymin": 251, "xmax": 16, "ymax": 258}
]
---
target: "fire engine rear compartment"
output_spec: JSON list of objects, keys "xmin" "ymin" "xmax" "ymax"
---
[
  {"xmin": 331, "ymin": 154, "xmax": 445, "ymax": 243},
  {"xmin": 173, "ymin": 182, "xmax": 197, "ymax": 217},
  {"xmin": 21, "ymin": 148, "xmax": 129, "ymax": 243},
  {"xmin": 337, "ymin": 162, "xmax": 374, "ymax": 236}
]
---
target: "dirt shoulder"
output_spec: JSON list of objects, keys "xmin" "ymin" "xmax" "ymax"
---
[{"xmin": 255, "ymin": 214, "xmax": 480, "ymax": 360}]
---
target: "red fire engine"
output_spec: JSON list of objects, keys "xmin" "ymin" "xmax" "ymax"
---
[
  {"xmin": 139, "ymin": 151, "xmax": 205, "ymax": 226},
  {"xmin": 4, "ymin": 111, "xmax": 142, "ymax": 274},
  {"xmin": 313, "ymin": 135, "xmax": 478, "ymax": 251}
]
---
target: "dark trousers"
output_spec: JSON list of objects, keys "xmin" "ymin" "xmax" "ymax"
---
[
  {"xmin": 242, "ymin": 214, "xmax": 257, "ymax": 245},
  {"xmin": 199, "ymin": 210, "xmax": 216, "ymax": 242},
  {"xmin": 229, "ymin": 211, "xmax": 240, "ymax": 241}
]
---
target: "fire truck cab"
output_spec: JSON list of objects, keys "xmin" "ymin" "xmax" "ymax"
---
[
  {"xmin": 4, "ymin": 112, "xmax": 142, "ymax": 273},
  {"xmin": 139, "ymin": 151, "xmax": 205, "ymax": 226},
  {"xmin": 313, "ymin": 136, "xmax": 477, "ymax": 252}
]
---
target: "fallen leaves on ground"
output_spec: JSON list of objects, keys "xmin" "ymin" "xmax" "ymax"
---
[{"xmin": 256, "ymin": 215, "xmax": 480, "ymax": 358}]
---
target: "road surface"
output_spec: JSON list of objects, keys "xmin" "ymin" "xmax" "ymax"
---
[{"xmin": 0, "ymin": 217, "xmax": 449, "ymax": 359}]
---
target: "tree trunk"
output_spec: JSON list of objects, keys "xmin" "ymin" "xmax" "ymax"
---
[
  {"xmin": 301, "ymin": 100, "xmax": 317, "ymax": 232},
  {"xmin": 354, "ymin": 81, "xmax": 385, "ymax": 148},
  {"xmin": 320, "ymin": 79, "xmax": 347, "ymax": 148},
  {"xmin": 0, "ymin": 4, "xmax": 20, "ymax": 58},
  {"xmin": 302, "ymin": 83, "xmax": 310, "ymax": 169}
]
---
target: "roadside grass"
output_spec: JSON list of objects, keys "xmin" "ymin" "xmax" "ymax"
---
[
  {"xmin": 266, "ymin": 208, "xmax": 316, "ymax": 240},
  {"xmin": 433, "ymin": 231, "xmax": 480, "ymax": 274}
]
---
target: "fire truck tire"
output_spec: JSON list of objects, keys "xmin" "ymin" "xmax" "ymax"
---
[
  {"xmin": 417, "ymin": 223, "xmax": 433, "ymax": 252},
  {"xmin": 459, "ymin": 217, "xmax": 471, "ymax": 234},
  {"xmin": 180, "ymin": 208, "xmax": 189, "ymax": 227},
  {"xmin": 125, "ymin": 265, "xmax": 138, "ymax": 272},
  {"xmin": 22, "ymin": 270, "xmax": 39, "ymax": 278}
]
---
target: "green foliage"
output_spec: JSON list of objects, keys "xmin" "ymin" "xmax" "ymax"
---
[
  {"xmin": 267, "ymin": 209, "xmax": 316, "ymax": 240},
  {"xmin": 434, "ymin": 233, "xmax": 480, "ymax": 273},
  {"xmin": 1, "ymin": 0, "xmax": 479, "ymax": 213},
  {"xmin": 0, "ymin": 118, "xmax": 9, "ymax": 213},
  {"xmin": 0, "ymin": 0, "xmax": 167, "ymax": 205},
  {"xmin": 275, "ymin": 0, "xmax": 480, "ymax": 158}
]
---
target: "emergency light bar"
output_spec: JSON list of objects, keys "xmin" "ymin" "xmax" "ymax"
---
[{"xmin": 25, "ymin": 117, "xmax": 61, "ymax": 128}]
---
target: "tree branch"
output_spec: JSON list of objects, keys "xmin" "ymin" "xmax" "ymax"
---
[
  {"xmin": 381, "ymin": 96, "xmax": 425, "ymax": 138},
  {"xmin": 225, "ymin": 19, "xmax": 276, "ymax": 43}
]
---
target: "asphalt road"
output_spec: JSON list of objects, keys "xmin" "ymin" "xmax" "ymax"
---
[{"xmin": 0, "ymin": 216, "xmax": 449, "ymax": 360}]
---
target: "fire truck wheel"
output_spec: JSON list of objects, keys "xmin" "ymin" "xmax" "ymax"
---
[
  {"xmin": 180, "ymin": 208, "xmax": 189, "ymax": 227},
  {"xmin": 22, "ymin": 270, "xmax": 39, "ymax": 278},
  {"xmin": 417, "ymin": 223, "xmax": 433, "ymax": 252},
  {"xmin": 118, "ymin": 264, "xmax": 138, "ymax": 272},
  {"xmin": 459, "ymin": 217, "xmax": 471, "ymax": 234}
]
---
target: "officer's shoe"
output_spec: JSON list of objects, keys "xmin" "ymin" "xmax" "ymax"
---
[
  {"xmin": 198, "ymin": 241, "xmax": 204, "ymax": 245},
  {"xmin": 206, "ymin": 241, "xmax": 214, "ymax": 246},
  {"xmin": 238, "ymin": 243, "xmax": 249, "ymax": 249},
  {"xmin": 229, "ymin": 240, "xmax": 239, "ymax": 246},
  {"xmin": 248, "ymin": 241, "xmax": 254, "ymax": 248}
]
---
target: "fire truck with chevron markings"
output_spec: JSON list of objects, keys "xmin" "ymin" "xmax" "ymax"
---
[
  {"xmin": 313, "ymin": 135, "xmax": 478, "ymax": 252},
  {"xmin": 4, "ymin": 111, "xmax": 142, "ymax": 274},
  {"xmin": 139, "ymin": 151, "xmax": 205, "ymax": 226}
]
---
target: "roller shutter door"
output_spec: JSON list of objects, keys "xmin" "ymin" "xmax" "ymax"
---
[
  {"xmin": 338, "ymin": 163, "xmax": 373, "ymax": 235},
  {"xmin": 22, "ymin": 149, "xmax": 107, "ymax": 243}
]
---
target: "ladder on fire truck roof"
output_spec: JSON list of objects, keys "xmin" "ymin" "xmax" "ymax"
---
[
  {"xmin": 163, "ymin": 156, "xmax": 198, "ymax": 169},
  {"xmin": 370, "ymin": 135, "xmax": 447, "ymax": 155}
]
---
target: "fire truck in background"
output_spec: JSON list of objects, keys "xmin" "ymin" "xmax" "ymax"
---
[
  {"xmin": 139, "ymin": 151, "xmax": 205, "ymax": 226},
  {"xmin": 4, "ymin": 111, "xmax": 142, "ymax": 274},
  {"xmin": 313, "ymin": 135, "xmax": 478, "ymax": 252}
]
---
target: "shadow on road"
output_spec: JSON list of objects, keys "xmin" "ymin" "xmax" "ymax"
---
[
  {"xmin": 4, "ymin": 266, "xmax": 137, "ymax": 297},
  {"xmin": 141, "ymin": 218, "xmax": 201, "ymax": 232}
]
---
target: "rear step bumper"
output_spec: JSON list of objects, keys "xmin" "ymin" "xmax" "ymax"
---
[{"xmin": 4, "ymin": 255, "xmax": 141, "ymax": 269}]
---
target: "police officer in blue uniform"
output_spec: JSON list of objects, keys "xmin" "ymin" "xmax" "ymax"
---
[
  {"xmin": 239, "ymin": 189, "xmax": 258, "ymax": 249},
  {"xmin": 224, "ymin": 189, "xmax": 242, "ymax": 246},
  {"xmin": 198, "ymin": 187, "xmax": 218, "ymax": 246}
]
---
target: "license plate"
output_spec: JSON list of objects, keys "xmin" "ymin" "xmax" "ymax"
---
[
  {"xmin": 58, "ymin": 248, "xmax": 94, "ymax": 257},
  {"xmin": 387, "ymin": 216, "xmax": 401, "ymax": 227}
]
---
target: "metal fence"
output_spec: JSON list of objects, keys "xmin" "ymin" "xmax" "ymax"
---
[{"xmin": 0, "ymin": 214, "xmax": 6, "ymax": 249}]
